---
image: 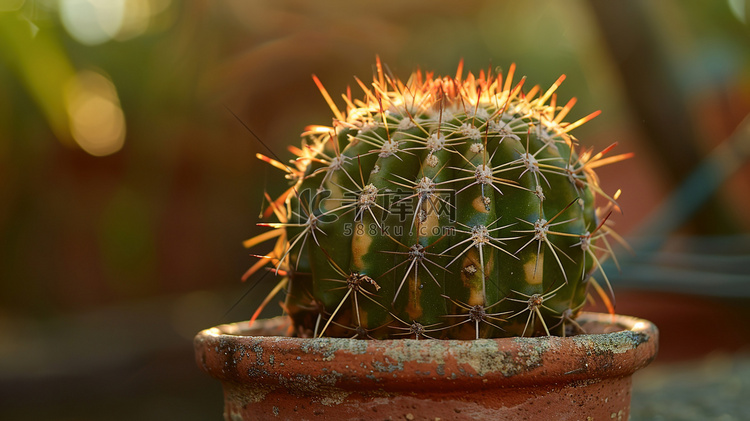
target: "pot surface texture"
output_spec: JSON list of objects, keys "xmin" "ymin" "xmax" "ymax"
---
[{"xmin": 195, "ymin": 312, "xmax": 658, "ymax": 421}]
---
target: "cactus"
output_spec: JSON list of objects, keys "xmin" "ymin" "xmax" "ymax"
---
[{"xmin": 245, "ymin": 59, "xmax": 631, "ymax": 339}]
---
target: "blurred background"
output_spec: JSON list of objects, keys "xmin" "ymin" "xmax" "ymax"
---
[{"xmin": 1, "ymin": 0, "xmax": 749, "ymax": 419}]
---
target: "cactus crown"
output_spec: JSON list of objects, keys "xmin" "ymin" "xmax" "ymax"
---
[{"xmin": 245, "ymin": 59, "xmax": 631, "ymax": 340}]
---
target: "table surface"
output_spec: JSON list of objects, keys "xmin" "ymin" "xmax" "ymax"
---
[{"xmin": 631, "ymin": 352, "xmax": 750, "ymax": 421}]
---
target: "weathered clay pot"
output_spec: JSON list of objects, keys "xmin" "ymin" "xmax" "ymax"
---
[{"xmin": 195, "ymin": 312, "xmax": 657, "ymax": 421}]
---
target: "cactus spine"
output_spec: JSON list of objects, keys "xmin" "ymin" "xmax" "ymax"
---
[{"xmin": 246, "ymin": 59, "xmax": 631, "ymax": 339}]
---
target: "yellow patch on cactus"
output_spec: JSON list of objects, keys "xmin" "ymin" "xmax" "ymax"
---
[
  {"xmin": 523, "ymin": 250, "xmax": 545, "ymax": 285},
  {"xmin": 351, "ymin": 222, "xmax": 372, "ymax": 271}
]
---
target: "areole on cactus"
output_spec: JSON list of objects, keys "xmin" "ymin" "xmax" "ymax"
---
[{"xmin": 244, "ymin": 58, "xmax": 632, "ymax": 340}]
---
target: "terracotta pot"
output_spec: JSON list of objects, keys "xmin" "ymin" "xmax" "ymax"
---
[{"xmin": 195, "ymin": 312, "xmax": 658, "ymax": 421}]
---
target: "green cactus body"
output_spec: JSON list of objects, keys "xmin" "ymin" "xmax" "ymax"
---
[{"xmin": 246, "ymin": 61, "xmax": 629, "ymax": 339}]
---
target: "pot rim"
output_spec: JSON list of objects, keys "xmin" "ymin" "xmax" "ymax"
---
[{"xmin": 195, "ymin": 312, "xmax": 658, "ymax": 390}]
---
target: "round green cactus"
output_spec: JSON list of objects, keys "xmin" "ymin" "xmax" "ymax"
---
[{"xmin": 246, "ymin": 59, "xmax": 631, "ymax": 339}]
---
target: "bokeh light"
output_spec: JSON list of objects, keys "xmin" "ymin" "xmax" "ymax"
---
[
  {"xmin": 59, "ymin": 0, "xmax": 126, "ymax": 45},
  {"xmin": 64, "ymin": 70, "xmax": 126, "ymax": 156},
  {"xmin": 59, "ymin": 0, "xmax": 171, "ymax": 45}
]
